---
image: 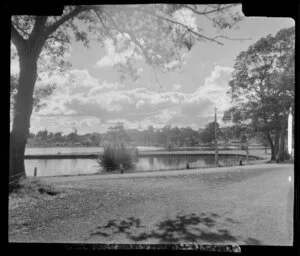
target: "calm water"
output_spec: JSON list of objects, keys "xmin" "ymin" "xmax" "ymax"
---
[{"xmin": 25, "ymin": 154, "xmax": 255, "ymax": 177}]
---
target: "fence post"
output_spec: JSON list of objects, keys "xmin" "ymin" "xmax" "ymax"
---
[
  {"xmin": 186, "ymin": 162, "xmax": 190, "ymax": 169},
  {"xmin": 34, "ymin": 167, "xmax": 37, "ymax": 177},
  {"xmin": 120, "ymin": 164, "xmax": 124, "ymax": 174}
]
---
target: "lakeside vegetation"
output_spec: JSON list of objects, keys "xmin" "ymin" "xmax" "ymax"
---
[{"xmin": 97, "ymin": 143, "xmax": 137, "ymax": 172}]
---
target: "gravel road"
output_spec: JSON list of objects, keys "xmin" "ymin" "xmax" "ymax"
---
[{"xmin": 9, "ymin": 162, "xmax": 294, "ymax": 245}]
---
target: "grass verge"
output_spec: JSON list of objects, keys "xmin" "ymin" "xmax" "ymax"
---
[{"xmin": 9, "ymin": 177, "xmax": 64, "ymax": 210}]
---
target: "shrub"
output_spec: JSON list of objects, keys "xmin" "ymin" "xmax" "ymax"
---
[{"xmin": 97, "ymin": 143, "xmax": 136, "ymax": 172}]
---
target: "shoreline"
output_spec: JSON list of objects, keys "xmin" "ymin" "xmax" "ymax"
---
[
  {"xmin": 38, "ymin": 158, "xmax": 275, "ymax": 181},
  {"xmin": 40, "ymin": 161, "xmax": 292, "ymax": 183}
]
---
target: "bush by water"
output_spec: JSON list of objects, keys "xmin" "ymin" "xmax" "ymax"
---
[{"xmin": 97, "ymin": 143, "xmax": 137, "ymax": 172}]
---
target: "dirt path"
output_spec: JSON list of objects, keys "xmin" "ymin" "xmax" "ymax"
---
[{"xmin": 9, "ymin": 163, "xmax": 294, "ymax": 245}]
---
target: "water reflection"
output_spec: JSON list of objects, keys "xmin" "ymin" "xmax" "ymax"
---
[
  {"xmin": 25, "ymin": 155, "xmax": 255, "ymax": 177},
  {"xmin": 25, "ymin": 146, "xmax": 165, "ymax": 155}
]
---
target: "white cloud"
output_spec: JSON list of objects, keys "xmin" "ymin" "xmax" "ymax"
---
[
  {"xmin": 95, "ymin": 36, "xmax": 142, "ymax": 68},
  {"xmin": 196, "ymin": 65, "xmax": 233, "ymax": 112},
  {"xmin": 79, "ymin": 117, "xmax": 101, "ymax": 127},
  {"xmin": 35, "ymin": 68, "xmax": 130, "ymax": 116},
  {"xmin": 137, "ymin": 68, "xmax": 144, "ymax": 75},
  {"xmin": 165, "ymin": 60, "xmax": 180, "ymax": 69},
  {"xmin": 38, "ymin": 70, "xmax": 70, "ymax": 88},
  {"xmin": 62, "ymin": 128, "xmax": 73, "ymax": 135},
  {"xmin": 173, "ymin": 84, "xmax": 182, "ymax": 91},
  {"xmin": 31, "ymin": 65, "xmax": 234, "ymax": 133},
  {"xmin": 88, "ymin": 80, "xmax": 125, "ymax": 95},
  {"xmin": 30, "ymin": 115, "xmax": 102, "ymax": 134},
  {"xmin": 36, "ymin": 97, "xmax": 77, "ymax": 116},
  {"xmin": 136, "ymin": 100, "xmax": 145, "ymax": 109},
  {"xmin": 69, "ymin": 69, "xmax": 99, "ymax": 88},
  {"xmin": 155, "ymin": 109, "xmax": 178, "ymax": 123}
]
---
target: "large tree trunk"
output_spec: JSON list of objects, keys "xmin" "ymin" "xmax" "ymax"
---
[
  {"xmin": 274, "ymin": 130, "xmax": 280, "ymax": 159},
  {"xmin": 10, "ymin": 51, "xmax": 39, "ymax": 180},
  {"xmin": 267, "ymin": 132, "xmax": 276, "ymax": 161},
  {"xmin": 277, "ymin": 131, "xmax": 286, "ymax": 162},
  {"xmin": 277, "ymin": 116, "xmax": 289, "ymax": 162}
]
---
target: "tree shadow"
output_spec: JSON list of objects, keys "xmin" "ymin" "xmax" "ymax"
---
[
  {"xmin": 90, "ymin": 217, "xmax": 145, "ymax": 237},
  {"xmin": 89, "ymin": 212, "xmax": 261, "ymax": 244},
  {"xmin": 243, "ymin": 237, "xmax": 261, "ymax": 245},
  {"xmin": 225, "ymin": 217, "xmax": 240, "ymax": 224}
]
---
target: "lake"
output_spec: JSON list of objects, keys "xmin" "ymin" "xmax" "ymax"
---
[{"xmin": 24, "ymin": 147, "xmax": 257, "ymax": 177}]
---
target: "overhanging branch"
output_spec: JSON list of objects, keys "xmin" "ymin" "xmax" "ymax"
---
[
  {"xmin": 101, "ymin": 10, "xmax": 165, "ymax": 90},
  {"xmin": 12, "ymin": 22, "xmax": 30, "ymax": 38},
  {"xmin": 151, "ymin": 65, "xmax": 165, "ymax": 92},
  {"xmin": 48, "ymin": 34, "xmax": 71, "ymax": 44},
  {"xmin": 44, "ymin": 5, "xmax": 93, "ymax": 37},
  {"xmin": 102, "ymin": 9, "xmax": 153, "ymax": 64},
  {"xmin": 130, "ymin": 6, "xmax": 224, "ymax": 45},
  {"xmin": 212, "ymin": 35, "xmax": 252, "ymax": 42},
  {"xmin": 93, "ymin": 9, "xmax": 113, "ymax": 38},
  {"xmin": 11, "ymin": 23, "xmax": 26, "ymax": 50},
  {"xmin": 30, "ymin": 16, "xmax": 48, "ymax": 41},
  {"xmin": 181, "ymin": 4, "xmax": 238, "ymax": 16}
]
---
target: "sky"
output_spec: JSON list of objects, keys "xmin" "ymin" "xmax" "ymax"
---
[{"xmin": 10, "ymin": 5, "xmax": 294, "ymax": 135}]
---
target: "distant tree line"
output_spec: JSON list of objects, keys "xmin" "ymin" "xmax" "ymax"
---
[{"xmin": 26, "ymin": 122, "xmax": 264, "ymax": 148}]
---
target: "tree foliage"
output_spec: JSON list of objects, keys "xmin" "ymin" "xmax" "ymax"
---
[
  {"xmin": 11, "ymin": 4, "xmax": 243, "ymax": 82},
  {"xmin": 199, "ymin": 121, "xmax": 221, "ymax": 144},
  {"xmin": 223, "ymin": 26, "xmax": 295, "ymax": 160}
]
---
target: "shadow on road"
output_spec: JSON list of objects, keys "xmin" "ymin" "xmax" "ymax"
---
[{"xmin": 90, "ymin": 212, "xmax": 261, "ymax": 244}]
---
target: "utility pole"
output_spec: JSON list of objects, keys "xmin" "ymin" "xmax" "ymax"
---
[
  {"xmin": 214, "ymin": 107, "xmax": 219, "ymax": 166},
  {"xmin": 288, "ymin": 107, "xmax": 293, "ymax": 158},
  {"xmin": 246, "ymin": 137, "xmax": 249, "ymax": 164}
]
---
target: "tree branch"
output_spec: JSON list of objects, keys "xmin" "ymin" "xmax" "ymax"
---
[
  {"xmin": 101, "ymin": 9, "xmax": 165, "ymax": 90},
  {"xmin": 151, "ymin": 65, "xmax": 165, "ymax": 92},
  {"xmin": 102, "ymin": 9, "xmax": 153, "ymax": 63},
  {"xmin": 30, "ymin": 16, "xmax": 48, "ymax": 41},
  {"xmin": 12, "ymin": 22, "xmax": 30, "ymax": 38},
  {"xmin": 212, "ymin": 35, "xmax": 252, "ymax": 42},
  {"xmin": 130, "ymin": 6, "xmax": 224, "ymax": 45},
  {"xmin": 93, "ymin": 9, "xmax": 113, "ymax": 38},
  {"xmin": 108, "ymin": 5, "xmax": 240, "ymax": 46},
  {"xmin": 44, "ymin": 5, "xmax": 93, "ymax": 37},
  {"xmin": 11, "ymin": 23, "xmax": 26, "ymax": 50},
  {"xmin": 181, "ymin": 4, "xmax": 238, "ymax": 16},
  {"xmin": 48, "ymin": 34, "xmax": 71, "ymax": 44}
]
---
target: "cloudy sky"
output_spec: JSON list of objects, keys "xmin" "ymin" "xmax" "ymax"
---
[{"xmin": 11, "ymin": 5, "xmax": 294, "ymax": 135}]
